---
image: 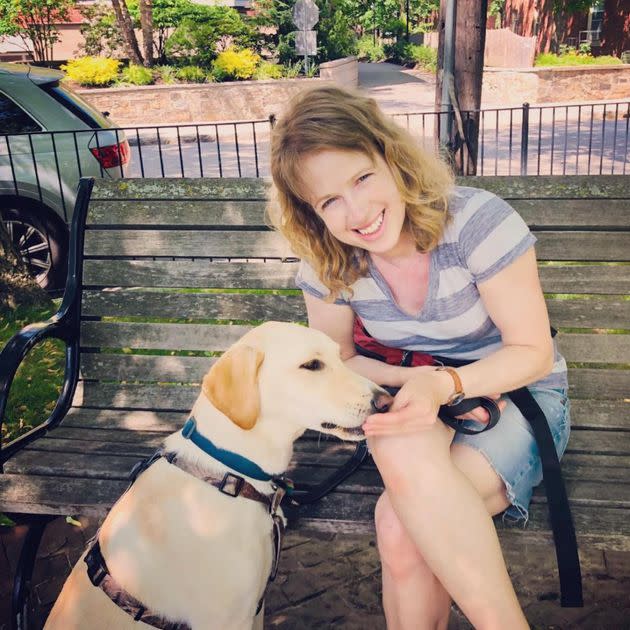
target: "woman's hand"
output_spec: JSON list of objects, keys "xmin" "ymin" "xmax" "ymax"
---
[
  {"xmin": 362, "ymin": 371, "xmax": 446, "ymax": 436},
  {"xmin": 362, "ymin": 369, "xmax": 507, "ymax": 436}
]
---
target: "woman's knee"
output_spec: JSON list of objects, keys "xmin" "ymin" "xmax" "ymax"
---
[{"xmin": 375, "ymin": 493, "xmax": 426, "ymax": 579}]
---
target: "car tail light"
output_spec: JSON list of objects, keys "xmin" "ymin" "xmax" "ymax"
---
[{"xmin": 90, "ymin": 139, "xmax": 130, "ymax": 169}]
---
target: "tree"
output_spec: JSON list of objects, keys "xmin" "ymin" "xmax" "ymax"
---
[
  {"xmin": 0, "ymin": 0, "xmax": 73, "ymax": 63},
  {"xmin": 0, "ymin": 222, "xmax": 50, "ymax": 311},
  {"xmin": 110, "ymin": 0, "xmax": 144, "ymax": 65},
  {"xmin": 78, "ymin": 1, "xmax": 126, "ymax": 57},
  {"xmin": 139, "ymin": 0, "xmax": 155, "ymax": 66}
]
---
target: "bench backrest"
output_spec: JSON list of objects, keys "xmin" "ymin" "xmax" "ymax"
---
[{"xmin": 75, "ymin": 176, "xmax": 629, "ymax": 433}]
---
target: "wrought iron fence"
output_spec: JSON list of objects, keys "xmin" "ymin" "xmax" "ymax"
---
[{"xmin": 2, "ymin": 101, "xmax": 628, "ymax": 220}]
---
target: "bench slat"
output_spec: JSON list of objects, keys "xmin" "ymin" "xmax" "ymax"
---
[
  {"xmin": 82, "ymin": 229, "xmax": 630, "ymax": 261},
  {"xmin": 24, "ymin": 425, "xmax": 630, "ymax": 457},
  {"xmin": 82, "ymin": 261, "xmax": 300, "ymax": 289},
  {"xmin": 86, "ymin": 198, "xmax": 630, "ymax": 229},
  {"xmin": 79, "ymin": 290, "xmax": 630, "ymax": 330},
  {"xmin": 91, "ymin": 178, "xmax": 270, "ymax": 201},
  {"xmin": 80, "ymin": 321, "xmax": 630, "ymax": 364},
  {"xmin": 61, "ymin": 400, "xmax": 630, "ymax": 432},
  {"xmin": 81, "ymin": 260, "xmax": 629, "ymax": 294},
  {"xmin": 5, "ymin": 451, "xmax": 629, "ymax": 508},
  {"xmin": 72, "ymin": 373, "xmax": 629, "ymax": 411},
  {"xmin": 83, "ymin": 230, "xmax": 295, "ymax": 259},
  {"xmin": 1, "ymin": 474, "xmax": 628, "ymax": 551},
  {"xmin": 89, "ymin": 175, "xmax": 630, "ymax": 201},
  {"xmin": 88, "ymin": 200, "xmax": 269, "ymax": 226}
]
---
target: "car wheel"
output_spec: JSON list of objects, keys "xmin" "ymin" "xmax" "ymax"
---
[{"xmin": 0, "ymin": 200, "xmax": 68, "ymax": 293}]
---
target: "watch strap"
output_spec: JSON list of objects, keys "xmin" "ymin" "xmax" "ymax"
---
[{"xmin": 435, "ymin": 366, "xmax": 465, "ymax": 406}]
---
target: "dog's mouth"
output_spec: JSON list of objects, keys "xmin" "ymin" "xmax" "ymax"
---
[{"xmin": 320, "ymin": 422, "xmax": 365, "ymax": 437}]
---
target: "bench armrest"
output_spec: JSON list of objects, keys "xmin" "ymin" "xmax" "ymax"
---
[{"xmin": 0, "ymin": 314, "xmax": 80, "ymax": 466}]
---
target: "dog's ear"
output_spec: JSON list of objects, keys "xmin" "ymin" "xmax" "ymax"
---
[{"xmin": 202, "ymin": 344, "xmax": 264, "ymax": 430}]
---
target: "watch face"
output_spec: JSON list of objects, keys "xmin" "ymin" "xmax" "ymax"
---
[{"xmin": 448, "ymin": 392, "xmax": 466, "ymax": 406}]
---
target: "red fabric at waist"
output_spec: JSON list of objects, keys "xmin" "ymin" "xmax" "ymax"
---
[{"xmin": 352, "ymin": 318, "xmax": 435, "ymax": 367}]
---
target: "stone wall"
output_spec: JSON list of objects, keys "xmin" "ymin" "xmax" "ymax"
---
[
  {"xmin": 319, "ymin": 56, "xmax": 358, "ymax": 86},
  {"xmin": 78, "ymin": 78, "xmax": 327, "ymax": 126},
  {"xmin": 483, "ymin": 65, "xmax": 630, "ymax": 105}
]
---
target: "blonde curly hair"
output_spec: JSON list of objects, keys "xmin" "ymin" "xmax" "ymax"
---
[{"xmin": 268, "ymin": 85, "xmax": 454, "ymax": 300}]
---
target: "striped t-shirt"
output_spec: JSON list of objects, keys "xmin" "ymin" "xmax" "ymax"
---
[{"xmin": 296, "ymin": 186, "xmax": 568, "ymax": 390}]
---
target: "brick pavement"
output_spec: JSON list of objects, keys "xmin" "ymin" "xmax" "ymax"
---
[{"xmin": 2, "ymin": 515, "xmax": 629, "ymax": 629}]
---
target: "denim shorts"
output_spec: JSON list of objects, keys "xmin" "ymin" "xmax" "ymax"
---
[{"xmin": 452, "ymin": 387, "xmax": 571, "ymax": 524}]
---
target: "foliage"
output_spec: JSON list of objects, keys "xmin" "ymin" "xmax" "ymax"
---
[
  {"xmin": 316, "ymin": 0, "xmax": 358, "ymax": 63},
  {"xmin": 357, "ymin": 36, "xmax": 386, "ymax": 62},
  {"xmin": 154, "ymin": 65, "xmax": 179, "ymax": 83},
  {"xmin": 535, "ymin": 50, "xmax": 622, "ymax": 66},
  {"xmin": 283, "ymin": 60, "xmax": 303, "ymax": 78},
  {"xmin": 406, "ymin": 44, "xmax": 437, "ymax": 72},
  {"xmin": 0, "ymin": 303, "xmax": 64, "ymax": 444},
  {"xmin": 120, "ymin": 63, "xmax": 155, "ymax": 85},
  {"xmin": 175, "ymin": 65, "xmax": 208, "ymax": 83},
  {"xmin": 0, "ymin": 0, "xmax": 73, "ymax": 62},
  {"xmin": 212, "ymin": 48, "xmax": 260, "ymax": 81},
  {"xmin": 254, "ymin": 61, "xmax": 285, "ymax": 80},
  {"xmin": 163, "ymin": 6, "xmax": 252, "ymax": 67},
  {"xmin": 78, "ymin": 0, "xmax": 126, "ymax": 57},
  {"xmin": 552, "ymin": 0, "xmax": 599, "ymax": 13},
  {"xmin": 61, "ymin": 56, "xmax": 121, "ymax": 86}
]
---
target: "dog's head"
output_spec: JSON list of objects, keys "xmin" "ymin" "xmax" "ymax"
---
[{"xmin": 201, "ymin": 322, "xmax": 391, "ymax": 441}]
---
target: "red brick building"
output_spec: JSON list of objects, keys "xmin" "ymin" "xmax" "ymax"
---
[{"xmin": 501, "ymin": 0, "xmax": 629, "ymax": 57}]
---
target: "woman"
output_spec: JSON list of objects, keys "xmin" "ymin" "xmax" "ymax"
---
[{"xmin": 268, "ymin": 85, "xmax": 570, "ymax": 629}]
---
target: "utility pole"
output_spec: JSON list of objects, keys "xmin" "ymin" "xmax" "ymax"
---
[{"xmin": 435, "ymin": 0, "xmax": 488, "ymax": 174}]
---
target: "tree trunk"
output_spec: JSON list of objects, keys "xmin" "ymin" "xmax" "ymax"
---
[
  {"xmin": 436, "ymin": 0, "xmax": 488, "ymax": 175},
  {"xmin": 111, "ymin": 0, "xmax": 144, "ymax": 66},
  {"xmin": 0, "ymin": 222, "xmax": 50, "ymax": 311},
  {"xmin": 139, "ymin": 0, "xmax": 154, "ymax": 67}
]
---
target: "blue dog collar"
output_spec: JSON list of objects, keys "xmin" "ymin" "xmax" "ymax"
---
[{"xmin": 181, "ymin": 417, "xmax": 274, "ymax": 482}]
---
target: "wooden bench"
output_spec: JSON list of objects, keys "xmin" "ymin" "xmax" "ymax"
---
[{"xmin": 1, "ymin": 174, "xmax": 629, "ymax": 621}]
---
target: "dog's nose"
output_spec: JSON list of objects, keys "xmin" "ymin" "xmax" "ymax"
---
[{"xmin": 371, "ymin": 392, "xmax": 393, "ymax": 414}]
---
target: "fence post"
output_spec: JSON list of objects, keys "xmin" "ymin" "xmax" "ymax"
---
[{"xmin": 520, "ymin": 102, "xmax": 530, "ymax": 176}]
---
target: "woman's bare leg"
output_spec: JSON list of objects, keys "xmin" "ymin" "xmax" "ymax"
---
[{"xmin": 369, "ymin": 421, "xmax": 528, "ymax": 630}]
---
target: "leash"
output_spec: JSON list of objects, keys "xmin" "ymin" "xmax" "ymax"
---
[
  {"xmin": 350, "ymin": 317, "xmax": 582, "ymax": 607},
  {"xmin": 85, "ymin": 420, "xmax": 294, "ymax": 628}
]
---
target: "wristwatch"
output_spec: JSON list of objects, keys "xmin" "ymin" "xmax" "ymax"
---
[{"xmin": 435, "ymin": 366, "xmax": 465, "ymax": 406}]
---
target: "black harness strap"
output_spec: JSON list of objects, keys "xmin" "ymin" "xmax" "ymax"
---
[{"xmin": 508, "ymin": 387, "xmax": 583, "ymax": 607}]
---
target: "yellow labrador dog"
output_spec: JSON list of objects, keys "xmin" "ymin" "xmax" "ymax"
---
[{"xmin": 45, "ymin": 322, "xmax": 391, "ymax": 630}]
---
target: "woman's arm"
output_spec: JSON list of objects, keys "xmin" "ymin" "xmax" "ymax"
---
[
  {"xmin": 447, "ymin": 246, "xmax": 554, "ymax": 401},
  {"xmin": 302, "ymin": 291, "xmax": 414, "ymax": 387}
]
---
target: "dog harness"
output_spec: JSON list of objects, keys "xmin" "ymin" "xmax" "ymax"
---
[{"xmin": 84, "ymin": 418, "xmax": 292, "ymax": 629}]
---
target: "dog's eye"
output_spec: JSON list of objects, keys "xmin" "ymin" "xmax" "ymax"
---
[{"xmin": 300, "ymin": 359, "xmax": 324, "ymax": 371}]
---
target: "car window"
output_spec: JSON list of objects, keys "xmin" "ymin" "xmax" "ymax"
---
[
  {"xmin": 0, "ymin": 92, "xmax": 42, "ymax": 133},
  {"xmin": 42, "ymin": 82, "xmax": 113, "ymax": 130}
]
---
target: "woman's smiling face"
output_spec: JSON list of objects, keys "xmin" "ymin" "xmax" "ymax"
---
[{"xmin": 301, "ymin": 149, "xmax": 409, "ymax": 258}]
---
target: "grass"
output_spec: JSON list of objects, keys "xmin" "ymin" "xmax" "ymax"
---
[
  {"xmin": 0, "ymin": 302, "xmax": 65, "ymax": 444},
  {"xmin": 535, "ymin": 51, "xmax": 622, "ymax": 67}
]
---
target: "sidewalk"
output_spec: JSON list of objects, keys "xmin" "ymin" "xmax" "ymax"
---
[{"xmin": 2, "ymin": 515, "xmax": 629, "ymax": 629}]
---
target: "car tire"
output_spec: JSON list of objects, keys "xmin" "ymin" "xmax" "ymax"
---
[{"xmin": 0, "ymin": 199, "xmax": 69, "ymax": 293}]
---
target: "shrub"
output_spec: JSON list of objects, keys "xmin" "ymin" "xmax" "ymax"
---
[
  {"xmin": 254, "ymin": 61, "xmax": 284, "ymax": 80},
  {"xmin": 283, "ymin": 61, "xmax": 302, "ymax": 78},
  {"xmin": 535, "ymin": 50, "xmax": 622, "ymax": 67},
  {"xmin": 120, "ymin": 64, "xmax": 154, "ymax": 86},
  {"xmin": 176, "ymin": 65, "xmax": 207, "ymax": 83},
  {"xmin": 357, "ymin": 36, "xmax": 386, "ymax": 62},
  {"xmin": 61, "ymin": 56, "xmax": 120, "ymax": 86},
  {"xmin": 407, "ymin": 44, "xmax": 437, "ymax": 73},
  {"xmin": 154, "ymin": 65, "xmax": 178, "ymax": 84},
  {"xmin": 212, "ymin": 48, "xmax": 259, "ymax": 81}
]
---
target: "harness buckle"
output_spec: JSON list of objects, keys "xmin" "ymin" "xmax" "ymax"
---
[{"xmin": 219, "ymin": 472, "xmax": 245, "ymax": 497}]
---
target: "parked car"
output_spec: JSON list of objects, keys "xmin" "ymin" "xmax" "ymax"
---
[{"xmin": 0, "ymin": 62, "xmax": 130, "ymax": 291}]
